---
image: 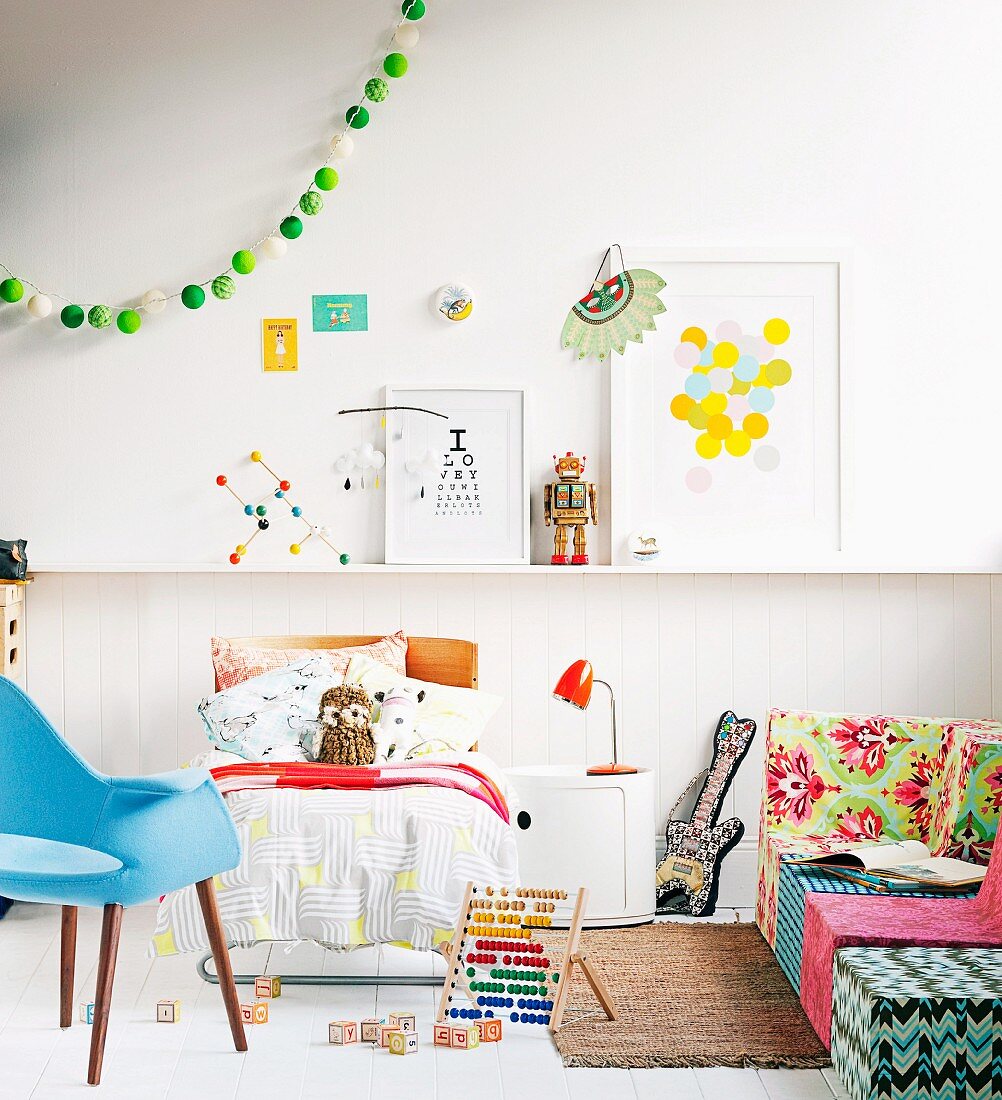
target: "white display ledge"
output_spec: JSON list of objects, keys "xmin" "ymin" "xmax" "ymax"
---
[{"xmin": 27, "ymin": 561, "xmax": 1001, "ymax": 575}]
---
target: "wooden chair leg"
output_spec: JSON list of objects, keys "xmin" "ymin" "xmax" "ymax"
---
[
  {"xmin": 195, "ymin": 877, "xmax": 247, "ymax": 1053},
  {"xmin": 88, "ymin": 903, "xmax": 123, "ymax": 1086},
  {"xmin": 60, "ymin": 905, "xmax": 77, "ymax": 1029}
]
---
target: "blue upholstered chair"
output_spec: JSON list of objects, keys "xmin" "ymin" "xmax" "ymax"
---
[{"xmin": 0, "ymin": 677, "xmax": 247, "ymax": 1085}]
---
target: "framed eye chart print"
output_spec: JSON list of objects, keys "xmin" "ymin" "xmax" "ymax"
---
[{"xmin": 384, "ymin": 385, "xmax": 529, "ymax": 565}]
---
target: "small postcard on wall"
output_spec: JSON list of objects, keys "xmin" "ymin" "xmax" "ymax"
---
[
  {"xmin": 312, "ymin": 294, "xmax": 368, "ymax": 332},
  {"xmin": 262, "ymin": 318, "xmax": 298, "ymax": 372}
]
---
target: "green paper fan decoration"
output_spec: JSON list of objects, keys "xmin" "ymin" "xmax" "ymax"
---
[{"xmin": 560, "ymin": 246, "xmax": 666, "ymax": 362}]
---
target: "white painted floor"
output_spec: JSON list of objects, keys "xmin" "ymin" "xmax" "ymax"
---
[{"xmin": 0, "ymin": 903, "xmax": 850, "ymax": 1100}]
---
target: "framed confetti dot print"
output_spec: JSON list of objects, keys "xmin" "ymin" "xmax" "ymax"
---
[
  {"xmin": 610, "ymin": 248, "xmax": 847, "ymax": 569},
  {"xmin": 384, "ymin": 385, "xmax": 529, "ymax": 565}
]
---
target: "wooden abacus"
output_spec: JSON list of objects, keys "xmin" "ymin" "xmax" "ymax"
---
[{"xmin": 437, "ymin": 883, "xmax": 617, "ymax": 1033}]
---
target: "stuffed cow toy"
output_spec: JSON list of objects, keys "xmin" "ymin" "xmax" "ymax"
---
[{"xmin": 372, "ymin": 684, "xmax": 425, "ymax": 761}]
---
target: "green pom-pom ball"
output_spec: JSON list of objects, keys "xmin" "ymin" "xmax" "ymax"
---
[
  {"xmin": 280, "ymin": 216, "xmax": 303, "ymax": 239},
  {"xmin": 232, "ymin": 249, "xmax": 256, "ymax": 275},
  {"xmin": 365, "ymin": 78, "xmax": 388, "ymax": 103},
  {"xmin": 181, "ymin": 284, "xmax": 206, "ymax": 310},
  {"xmin": 346, "ymin": 105, "xmax": 369, "ymax": 129},
  {"xmin": 0, "ymin": 278, "xmax": 24, "ymax": 303},
  {"xmin": 212, "ymin": 275, "xmax": 236, "ymax": 300},
  {"xmin": 403, "ymin": 0, "xmax": 425, "ymax": 19},
  {"xmin": 383, "ymin": 52, "xmax": 408, "ymax": 78},
  {"xmin": 117, "ymin": 309, "xmax": 142, "ymax": 334},
  {"xmin": 314, "ymin": 167, "xmax": 339, "ymax": 191},
  {"xmin": 299, "ymin": 191, "xmax": 323, "ymax": 216},
  {"xmin": 339, "ymin": 553, "xmax": 350, "ymax": 565},
  {"xmin": 60, "ymin": 304, "xmax": 85, "ymax": 329},
  {"xmin": 88, "ymin": 304, "xmax": 112, "ymax": 329}
]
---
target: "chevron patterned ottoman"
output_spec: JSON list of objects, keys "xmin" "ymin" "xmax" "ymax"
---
[{"xmin": 831, "ymin": 947, "xmax": 1002, "ymax": 1100}]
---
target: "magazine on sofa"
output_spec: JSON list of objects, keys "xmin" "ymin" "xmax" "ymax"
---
[{"xmin": 787, "ymin": 839, "xmax": 987, "ymax": 890}]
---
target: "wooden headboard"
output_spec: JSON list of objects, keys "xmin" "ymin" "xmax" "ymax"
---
[{"xmin": 217, "ymin": 635, "xmax": 478, "ymax": 691}]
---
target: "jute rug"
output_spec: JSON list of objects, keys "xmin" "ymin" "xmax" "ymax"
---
[{"xmin": 547, "ymin": 922, "xmax": 831, "ymax": 1069}]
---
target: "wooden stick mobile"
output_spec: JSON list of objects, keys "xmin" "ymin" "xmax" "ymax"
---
[
  {"xmin": 437, "ymin": 882, "xmax": 617, "ymax": 1034},
  {"xmin": 215, "ymin": 451, "xmax": 350, "ymax": 565}
]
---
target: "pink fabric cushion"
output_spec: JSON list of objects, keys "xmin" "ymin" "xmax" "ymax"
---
[
  {"xmin": 211, "ymin": 632, "xmax": 408, "ymax": 691},
  {"xmin": 800, "ymin": 891, "xmax": 1002, "ymax": 1048}
]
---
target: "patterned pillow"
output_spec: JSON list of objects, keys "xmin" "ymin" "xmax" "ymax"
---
[
  {"xmin": 198, "ymin": 655, "xmax": 341, "ymax": 761},
  {"xmin": 345, "ymin": 653, "xmax": 501, "ymax": 759},
  {"xmin": 211, "ymin": 631, "xmax": 408, "ymax": 691}
]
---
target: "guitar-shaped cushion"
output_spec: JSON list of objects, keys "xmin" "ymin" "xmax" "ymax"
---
[{"xmin": 655, "ymin": 711, "xmax": 757, "ymax": 916}]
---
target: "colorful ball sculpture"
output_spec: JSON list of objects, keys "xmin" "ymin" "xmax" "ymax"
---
[
  {"xmin": 365, "ymin": 78, "xmax": 389, "ymax": 102},
  {"xmin": 0, "ymin": 278, "xmax": 24, "ymax": 303},
  {"xmin": 346, "ymin": 105, "xmax": 369, "ymax": 129},
  {"xmin": 299, "ymin": 191, "xmax": 323, "ymax": 216},
  {"xmin": 60, "ymin": 304, "xmax": 85, "ymax": 328},
  {"xmin": 314, "ymin": 167, "xmax": 339, "ymax": 191},
  {"xmin": 181, "ymin": 284, "xmax": 206, "ymax": 309},
  {"xmin": 403, "ymin": 0, "xmax": 425, "ymax": 20},
  {"xmin": 232, "ymin": 249, "xmax": 256, "ymax": 275},
  {"xmin": 117, "ymin": 309, "xmax": 142, "ymax": 334},
  {"xmin": 212, "ymin": 275, "xmax": 236, "ymax": 299},
  {"xmin": 383, "ymin": 52, "xmax": 408, "ymax": 77},
  {"xmin": 280, "ymin": 216, "xmax": 303, "ymax": 240},
  {"xmin": 26, "ymin": 293, "xmax": 52, "ymax": 318},
  {"xmin": 88, "ymin": 305, "xmax": 112, "ymax": 329}
]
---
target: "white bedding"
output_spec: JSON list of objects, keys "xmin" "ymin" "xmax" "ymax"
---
[{"xmin": 150, "ymin": 750, "xmax": 518, "ymax": 956}]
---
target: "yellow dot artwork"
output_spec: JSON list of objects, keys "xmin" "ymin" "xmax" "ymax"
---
[{"xmin": 670, "ymin": 320, "xmax": 791, "ymax": 490}]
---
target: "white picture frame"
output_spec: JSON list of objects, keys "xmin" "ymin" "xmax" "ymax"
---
[
  {"xmin": 384, "ymin": 385, "xmax": 530, "ymax": 565},
  {"xmin": 610, "ymin": 247, "xmax": 849, "ymax": 571}
]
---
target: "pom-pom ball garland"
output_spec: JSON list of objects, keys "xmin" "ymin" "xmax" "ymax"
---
[
  {"xmin": 0, "ymin": 1, "xmax": 427, "ymax": 334},
  {"xmin": 26, "ymin": 293, "xmax": 52, "ymax": 318},
  {"xmin": 280, "ymin": 216, "xmax": 303, "ymax": 240},
  {"xmin": 0, "ymin": 278, "xmax": 24, "ymax": 303},
  {"xmin": 314, "ymin": 167, "xmax": 339, "ymax": 191},
  {"xmin": 212, "ymin": 275, "xmax": 236, "ymax": 300},
  {"xmin": 181, "ymin": 284, "xmax": 206, "ymax": 310},
  {"xmin": 117, "ymin": 309, "xmax": 142, "ymax": 334},
  {"xmin": 383, "ymin": 52, "xmax": 408, "ymax": 77}
]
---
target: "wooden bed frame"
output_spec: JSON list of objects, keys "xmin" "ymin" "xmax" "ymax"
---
[{"xmin": 198, "ymin": 634, "xmax": 480, "ymax": 990}]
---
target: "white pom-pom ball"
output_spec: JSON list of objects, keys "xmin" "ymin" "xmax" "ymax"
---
[
  {"xmin": 395, "ymin": 24, "xmax": 419, "ymax": 48},
  {"xmin": 141, "ymin": 289, "xmax": 167, "ymax": 314},
  {"xmin": 331, "ymin": 133, "xmax": 354, "ymax": 160},
  {"xmin": 26, "ymin": 293, "xmax": 52, "ymax": 318},
  {"xmin": 261, "ymin": 235, "xmax": 287, "ymax": 260}
]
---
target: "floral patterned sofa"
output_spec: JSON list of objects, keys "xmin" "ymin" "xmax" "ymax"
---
[{"xmin": 756, "ymin": 709, "xmax": 1002, "ymax": 985}]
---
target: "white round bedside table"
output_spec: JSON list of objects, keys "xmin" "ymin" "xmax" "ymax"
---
[{"xmin": 504, "ymin": 765, "xmax": 655, "ymax": 927}]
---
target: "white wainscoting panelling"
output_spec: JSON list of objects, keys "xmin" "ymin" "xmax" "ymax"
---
[{"xmin": 22, "ymin": 572, "xmax": 1001, "ymax": 907}]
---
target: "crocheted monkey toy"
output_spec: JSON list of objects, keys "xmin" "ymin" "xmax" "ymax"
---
[{"xmin": 316, "ymin": 683, "xmax": 376, "ymax": 766}]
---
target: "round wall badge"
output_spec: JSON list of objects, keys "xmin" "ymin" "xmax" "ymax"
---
[
  {"xmin": 627, "ymin": 527, "xmax": 664, "ymax": 564},
  {"xmin": 432, "ymin": 283, "xmax": 475, "ymax": 323}
]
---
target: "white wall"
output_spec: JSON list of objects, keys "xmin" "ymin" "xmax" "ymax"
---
[
  {"xmin": 2, "ymin": 1, "xmax": 1002, "ymax": 566},
  {"xmin": 22, "ymin": 571, "xmax": 1002, "ymax": 905}
]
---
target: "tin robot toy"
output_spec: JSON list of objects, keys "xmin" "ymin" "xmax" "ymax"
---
[{"xmin": 544, "ymin": 452, "xmax": 598, "ymax": 565}]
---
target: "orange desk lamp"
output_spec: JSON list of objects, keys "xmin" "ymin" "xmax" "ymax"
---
[{"xmin": 552, "ymin": 659, "xmax": 638, "ymax": 776}]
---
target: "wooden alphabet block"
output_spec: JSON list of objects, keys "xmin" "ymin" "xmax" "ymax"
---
[
  {"xmin": 476, "ymin": 1018, "xmax": 502, "ymax": 1042},
  {"xmin": 434, "ymin": 1023, "xmax": 453, "ymax": 1046},
  {"xmin": 388, "ymin": 1011, "xmax": 416, "ymax": 1033},
  {"xmin": 379, "ymin": 1024, "xmax": 398, "ymax": 1048},
  {"xmin": 449, "ymin": 1025, "xmax": 479, "ymax": 1049},
  {"xmin": 388, "ymin": 1030, "xmax": 419, "ymax": 1056},
  {"xmin": 79, "ymin": 1001, "xmax": 95, "ymax": 1025},
  {"xmin": 240, "ymin": 1002, "xmax": 269, "ymax": 1024},
  {"xmin": 156, "ymin": 999, "xmax": 181, "ymax": 1023},
  {"xmin": 328, "ymin": 1020, "xmax": 359, "ymax": 1045},
  {"xmin": 254, "ymin": 975, "xmax": 281, "ymax": 999},
  {"xmin": 360, "ymin": 1017, "xmax": 383, "ymax": 1043}
]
